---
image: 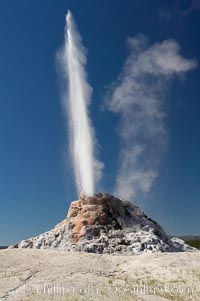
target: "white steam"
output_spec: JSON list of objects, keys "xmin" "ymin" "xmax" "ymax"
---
[
  {"xmin": 106, "ymin": 35, "xmax": 197, "ymax": 200},
  {"xmin": 57, "ymin": 10, "xmax": 103, "ymax": 196}
]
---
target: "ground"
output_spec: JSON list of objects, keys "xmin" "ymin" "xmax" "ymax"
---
[{"xmin": 0, "ymin": 249, "xmax": 200, "ymax": 301}]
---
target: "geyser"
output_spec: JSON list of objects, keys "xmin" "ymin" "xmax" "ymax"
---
[{"xmin": 57, "ymin": 10, "xmax": 103, "ymax": 196}]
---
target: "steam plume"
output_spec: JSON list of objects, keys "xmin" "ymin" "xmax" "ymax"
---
[
  {"xmin": 57, "ymin": 10, "xmax": 103, "ymax": 196},
  {"xmin": 106, "ymin": 35, "xmax": 197, "ymax": 200}
]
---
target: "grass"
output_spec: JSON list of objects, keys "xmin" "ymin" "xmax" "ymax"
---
[
  {"xmin": 108, "ymin": 279, "xmax": 113, "ymax": 285},
  {"xmin": 184, "ymin": 239, "xmax": 200, "ymax": 249}
]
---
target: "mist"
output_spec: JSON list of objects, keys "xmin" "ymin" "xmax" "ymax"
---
[
  {"xmin": 106, "ymin": 35, "xmax": 197, "ymax": 200},
  {"xmin": 57, "ymin": 10, "xmax": 103, "ymax": 196}
]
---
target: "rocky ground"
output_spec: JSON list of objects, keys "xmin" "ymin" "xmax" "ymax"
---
[{"xmin": 0, "ymin": 249, "xmax": 200, "ymax": 301}]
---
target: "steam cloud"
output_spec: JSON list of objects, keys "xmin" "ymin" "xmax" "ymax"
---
[
  {"xmin": 106, "ymin": 35, "xmax": 197, "ymax": 200},
  {"xmin": 57, "ymin": 10, "xmax": 103, "ymax": 196}
]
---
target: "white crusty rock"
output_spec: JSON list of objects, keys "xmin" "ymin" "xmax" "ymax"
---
[{"xmin": 13, "ymin": 193, "xmax": 197, "ymax": 254}]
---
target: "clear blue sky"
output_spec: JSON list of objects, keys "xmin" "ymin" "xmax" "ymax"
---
[{"xmin": 0, "ymin": 0, "xmax": 200, "ymax": 245}]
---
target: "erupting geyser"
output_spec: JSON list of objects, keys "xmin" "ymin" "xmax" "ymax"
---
[
  {"xmin": 9, "ymin": 11, "xmax": 199, "ymax": 257},
  {"xmin": 57, "ymin": 10, "xmax": 103, "ymax": 196}
]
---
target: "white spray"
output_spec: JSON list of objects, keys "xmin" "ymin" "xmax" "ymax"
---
[{"xmin": 57, "ymin": 10, "xmax": 103, "ymax": 196}]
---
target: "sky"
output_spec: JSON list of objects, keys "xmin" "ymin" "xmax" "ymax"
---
[{"xmin": 0, "ymin": 0, "xmax": 200, "ymax": 245}]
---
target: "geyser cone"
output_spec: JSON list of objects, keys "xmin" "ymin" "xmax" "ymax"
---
[{"xmin": 14, "ymin": 193, "xmax": 196, "ymax": 254}]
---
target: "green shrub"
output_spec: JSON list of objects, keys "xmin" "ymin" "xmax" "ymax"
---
[{"xmin": 185, "ymin": 239, "xmax": 200, "ymax": 249}]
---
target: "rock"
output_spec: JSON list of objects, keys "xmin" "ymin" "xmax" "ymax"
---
[
  {"xmin": 14, "ymin": 193, "xmax": 198, "ymax": 255},
  {"xmin": 170, "ymin": 237, "xmax": 196, "ymax": 252}
]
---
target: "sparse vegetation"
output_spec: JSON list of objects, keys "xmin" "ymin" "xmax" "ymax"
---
[
  {"xmin": 108, "ymin": 278, "xmax": 113, "ymax": 285},
  {"xmin": 185, "ymin": 239, "xmax": 200, "ymax": 249}
]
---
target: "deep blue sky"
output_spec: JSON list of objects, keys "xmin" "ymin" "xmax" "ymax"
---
[{"xmin": 0, "ymin": 0, "xmax": 200, "ymax": 245}]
